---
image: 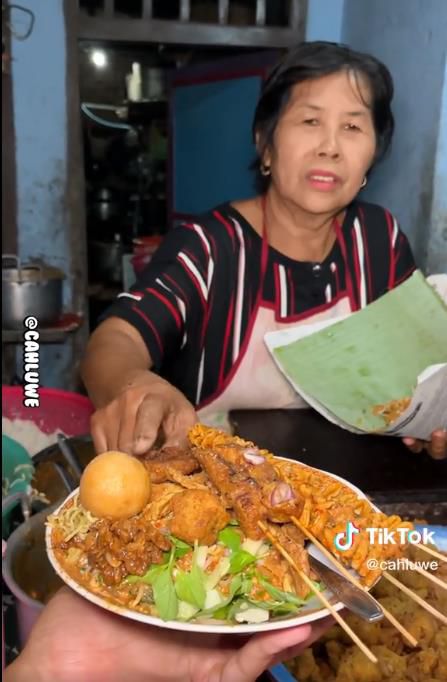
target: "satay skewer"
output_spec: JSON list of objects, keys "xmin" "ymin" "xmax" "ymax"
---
[
  {"xmin": 291, "ymin": 516, "xmax": 418, "ymax": 648},
  {"xmin": 258, "ymin": 521, "xmax": 378, "ymax": 664},
  {"xmin": 291, "ymin": 521, "xmax": 447, "ymax": 623},
  {"xmin": 383, "ymin": 572, "xmax": 447, "ymax": 625},
  {"xmin": 414, "ymin": 543, "xmax": 447, "ymax": 564},
  {"xmin": 405, "ymin": 560, "xmax": 447, "ymax": 590}
]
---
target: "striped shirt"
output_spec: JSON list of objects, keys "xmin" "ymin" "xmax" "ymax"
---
[{"xmin": 103, "ymin": 200, "xmax": 416, "ymax": 408}]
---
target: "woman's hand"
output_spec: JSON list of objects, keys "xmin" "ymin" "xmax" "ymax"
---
[
  {"xmin": 5, "ymin": 587, "xmax": 332, "ymax": 682},
  {"xmin": 91, "ymin": 370, "xmax": 197, "ymax": 456},
  {"xmin": 402, "ymin": 429, "xmax": 447, "ymax": 459}
]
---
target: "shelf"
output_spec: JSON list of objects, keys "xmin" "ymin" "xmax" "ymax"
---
[{"xmin": 2, "ymin": 313, "xmax": 83, "ymax": 344}]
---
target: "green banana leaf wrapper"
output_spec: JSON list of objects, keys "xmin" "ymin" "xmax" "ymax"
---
[{"xmin": 265, "ymin": 272, "xmax": 447, "ymax": 439}]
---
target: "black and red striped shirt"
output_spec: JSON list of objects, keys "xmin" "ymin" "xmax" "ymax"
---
[{"xmin": 103, "ymin": 200, "xmax": 416, "ymax": 407}]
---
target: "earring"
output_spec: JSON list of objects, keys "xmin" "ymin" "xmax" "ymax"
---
[
  {"xmin": 260, "ymin": 163, "xmax": 271, "ymax": 177},
  {"xmin": 361, "ymin": 176, "xmax": 368, "ymax": 188}
]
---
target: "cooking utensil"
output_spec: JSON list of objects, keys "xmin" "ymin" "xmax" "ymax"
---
[
  {"xmin": 57, "ymin": 433, "xmax": 83, "ymax": 483},
  {"xmin": 2, "ymin": 502, "xmax": 62, "ymax": 647},
  {"xmin": 308, "ymin": 554, "xmax": 384, "ymax": 622},
  {"xmin": 2, "ymin": 255, "xmax": 64, "ymax": 329}
]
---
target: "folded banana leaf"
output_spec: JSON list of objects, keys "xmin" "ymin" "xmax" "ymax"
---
[{"xmin": 266, "ymin": 272, "xmax": 447, "ymax": 434}]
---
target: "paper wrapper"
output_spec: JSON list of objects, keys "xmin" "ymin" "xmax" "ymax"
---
[{"xmin": 265, "ymin": 272, "xmax": 447, "ymax": 440}]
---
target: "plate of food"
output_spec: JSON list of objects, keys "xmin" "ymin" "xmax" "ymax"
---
[{"xmin": 45, "ymin": 425, "xmax": 414, "ymax": 636}]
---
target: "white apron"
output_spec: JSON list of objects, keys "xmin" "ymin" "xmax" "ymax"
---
[
  {"xmin": 198, "ymin": 206, "xmax": 357, "ymax": 432},
  {"xmin": 198, "ymin": 273, "xmax": 352, "ymax": 430}
]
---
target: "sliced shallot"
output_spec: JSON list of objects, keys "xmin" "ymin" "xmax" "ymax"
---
[
  {"xmin": 270, "ymin": 482, "xmax": 295, "ymax": 506},
  {"xmin": 243, "ymin": 448, "xmax": 265, "ymax": 465}
]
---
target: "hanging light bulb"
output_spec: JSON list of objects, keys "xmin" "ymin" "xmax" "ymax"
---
[{"xmin": 90, "ymin": 49, "xmax": 107, "ymax": 68}]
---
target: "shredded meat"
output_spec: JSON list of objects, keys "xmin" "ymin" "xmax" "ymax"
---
[
  {"xmin": 141, "ymin": 446, "xmax": 200, "ymax": 483},
  {"xmin": 69, "ymin": 509, "xmax": 171, "ymax": 586}
]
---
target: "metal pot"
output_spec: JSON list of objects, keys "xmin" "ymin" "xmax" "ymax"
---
[
  {"xmin": 88, "ymin": 238, "xmax": 123, "ymax": 285},
  {"xmin": 2, "ymin": 502, "xmax": 62, "ymax": 647},
  {"xmin": 2, "ymin": 255, "xmax": 64, "ymax": 329}
]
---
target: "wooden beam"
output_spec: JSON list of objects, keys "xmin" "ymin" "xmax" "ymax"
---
[
  {"xmin": 218, "ymin": 0, "xmax": 229, "ymax": 25},
  {"xmin": 78, "ymin": 16, "xmax": 303, "ymax": 47}
]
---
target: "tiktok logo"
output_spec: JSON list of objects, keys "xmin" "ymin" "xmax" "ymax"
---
[{"xmin": 334, "ymin": 521, "xmax": 360, "ymax": 551}]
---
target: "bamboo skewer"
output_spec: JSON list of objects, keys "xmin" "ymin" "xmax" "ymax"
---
[
  {"xmin": 291, "ymin": 516, "xmax": 418, "ymax": 648},
  {"xmin": 406, "ymin": 561, "xmax": 447, "ymax": 590},
  {"xmin": 414, "ymin": 543, "xmax": 447, "ymax": 564},
  {"xmin": 383, "ymin": 572, "xmax": 447, "ymax": 625},
  {"xmin": 258, "ymin": 521, "xmax": 378, "ymax": 664}
]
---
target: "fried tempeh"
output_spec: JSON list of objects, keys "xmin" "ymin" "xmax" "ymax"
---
[{"xmin": 141, "ymin": 446, "xmax": 200, "ymax": 483}]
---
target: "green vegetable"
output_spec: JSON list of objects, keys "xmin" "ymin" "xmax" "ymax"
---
[
  {"xmin": 229, "ymin": 549, "xmax": 257, "ymax": 574},
  {"xmin": 218, "ymin": 527, "xmax": 241, "ymax": 552},
  {"xmin": 175, "ymin": 565, "xmax": 206, "ymax": 609},
  {"xmin": 248, "ymin": 598, "xmax": 300, "ymax": 615},
  {"xmin": 177, "ymin": 600, "xmax": 199, "ymax": 621},
  {"xmin": 258, "ymin": 576, "xmax": 307, "ymax": 606},
  {"xmin": 152, "ymin": 567, "xmax": 178, "ymax": 621},
  {"xmin": 198, "ymin": 575, "xmax": 242, "ymax": 617},
  {"xmin": 212, "ymin": 605, "xmax": 231, "ymax": 620},
  {"xmin": 170, "ymin": 536, "xmax": 192, "ymax": 559},
  {"xmin": 126, "ymin": 563, "xmax": 166, "ymax": 585},
  {"xmin": 205, "ymin": 557, "xmax": 231, "ymax": 590},
  {"xmin": 173, "ymin": 543, "xmax": 206, "ymax": 609}
]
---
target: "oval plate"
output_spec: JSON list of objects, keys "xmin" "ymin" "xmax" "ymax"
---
[{"xmin": 45, "ymin": 458, "xmax": 379, "ymax": 634}]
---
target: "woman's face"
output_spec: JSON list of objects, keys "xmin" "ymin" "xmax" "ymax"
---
[{"xmin": 263, "ymin": 70, "xmax": 377, "ymax": 215}]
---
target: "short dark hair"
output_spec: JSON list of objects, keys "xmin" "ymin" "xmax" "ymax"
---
[{"xmin": 252, "ymin": 41, "xmax": 395, "ymax": 191}]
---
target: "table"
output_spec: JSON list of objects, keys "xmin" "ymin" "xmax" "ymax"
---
[{"xmin": 230, "ymin": 409, "xmax": 447, "ymax": 501}]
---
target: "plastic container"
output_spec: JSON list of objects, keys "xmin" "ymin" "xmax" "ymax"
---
[
  {"xmin": 2, "ymin": 436, "xmax": 34, "ymax": 537},
  {"xmin": 2, "ymin": 386, "xmax": 94, "ymax": 437},
  {"xmin": 131, "ymin": 236, "xmax": 163, "ymax": 276}
]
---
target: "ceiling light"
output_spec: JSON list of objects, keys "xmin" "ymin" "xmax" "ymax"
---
[{"xmin": 91, "ymin": 49, "xmax": 107, "ymax": 68}]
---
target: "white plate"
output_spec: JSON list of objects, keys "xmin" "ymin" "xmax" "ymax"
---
[{"xmin": 45, "ymin": 458, "xmax": 378, "ymax": 634}]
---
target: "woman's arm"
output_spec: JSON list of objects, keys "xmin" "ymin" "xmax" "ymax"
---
[
  {"xmin": 82, "ymin": 317, "xmax": 152, "ymax": 408},
  {"xmin": 81, "ymin": 317, "xmax": 196, "ymax": 455}
]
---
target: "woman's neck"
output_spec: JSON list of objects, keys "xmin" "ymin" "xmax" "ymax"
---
[{"xmin": 262, "ymin": 189, "xmax": 344, "ymax": 262}]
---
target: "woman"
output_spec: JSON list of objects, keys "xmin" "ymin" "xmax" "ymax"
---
[{"xmin": 82, "ymin": 41, "xmax": 446, "ymax": 459}]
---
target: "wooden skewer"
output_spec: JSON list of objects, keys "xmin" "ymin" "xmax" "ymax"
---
[
  {"xmin": 291, "ymin": 516, "xmax": 418, "ymax": 648},
  {"xmin": 258, "ymin": 521, "xmax": 378, "ymax": 664},
  {"xmin": 414, "ymin": 543, "xmax": 447, "ymax": 564},
  {"xmin": 406, "ymin": 560, "xmax": 447, "ymax": 590},
  {"xmin": 383, "ymin": 572, "xmax": 447, "ymax": 625}
]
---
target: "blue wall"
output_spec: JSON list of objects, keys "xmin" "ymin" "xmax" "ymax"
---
[
  {"xmin": 305, "ymin": 0, "xmax": 345, "ymax": 42},
  {"xmin": 11, "ymin": 0, "xmax": 70, "ymax": 295},
  {"xmin": 342, "ymin": 0, "xmax": 447, "ymax": 266},
  {"xmin": 173, "ymin": 76, "xmax": 262, "ymax": 214},
  {"xmin": 427, "ymin": 62, "xmax": 447, "ymax": 274},
  {"xmin": 11, "ymin": 0, "xmax": 73, "ymax": 387}
]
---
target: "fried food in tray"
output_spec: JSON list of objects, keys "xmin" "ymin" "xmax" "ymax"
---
[
  {"xmin": 286, "ymin": 544, "xmax": 447, "ymax": 681},
  {"xmin": 47, "ymin": 425, "xmax": 413, "ymax": 626}
]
